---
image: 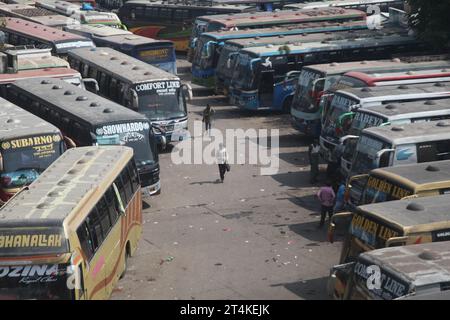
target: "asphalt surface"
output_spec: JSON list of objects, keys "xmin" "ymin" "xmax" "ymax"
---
[{"xmin": 111, "ymin": 59, "xmax": 342, "ymax": 300}]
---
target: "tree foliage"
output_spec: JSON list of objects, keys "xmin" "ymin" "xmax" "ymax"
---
[{"xmin": 407, "ymin": 0, "xmax": 450, "ymax": 49}]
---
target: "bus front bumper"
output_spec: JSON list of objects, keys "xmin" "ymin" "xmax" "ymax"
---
[
  {"xmin": 229, "ymin": 90, "xmax": 259, "ymax": 110},
  {"xmin": 144, "ymin": 180, "xmax": 161, "ymax": 196}
]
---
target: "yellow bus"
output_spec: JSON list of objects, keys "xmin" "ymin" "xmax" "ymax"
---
[
  {"xmin": 346, "ymin": 159, "xmax": 450, "ymax": 210},
  {"xmin": 0, "ymin": 145, "xmax": 142, "ymax": 300},
  {"xmin": 327, "ymin": 194, "xmax": 450, "ymax": 300}
]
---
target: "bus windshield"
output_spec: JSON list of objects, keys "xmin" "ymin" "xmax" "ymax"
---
[
  {"xmin": 137, "ymin": 46, "xmax": 175, "ymax": 66},
  {"xmin": 95, "ymin": 121, "xmax": 155, "ymax": 166},
  {"xmin": 0, "ymin": 264, "xmax": 72, "ymax": 300},
  {"xmin": 0, "ymin": 135, "xmax": 63, "ymax": 188},
  {"xmin": 135, "ymin": 81, "xmax": 186, "ymax": 121},
  {"xmin": 193, "ymin": 38, "xmax": 217, "ymax": 70},
  {"xmin": 360, "ymin": 175, "xmax": 414, "ymax": 205},
  {"xmin": 216, "ymin": 44, "xmax": 239, "ymax": 79},
  {"xmin": 292, "ymin": 69, "xmax": 324, "ymax": 113},
  {"xmin": 323, "ymin": 94, "xmax": 359, "ymax": 130},
  {"xmin": 231, "ymin": 54, "xmax": 257, "ymax": 91},
  {"xmin": 352, "ymin": 135, "xmax": 391, "ymax": 174},
  {"xmin": 350, "ymin": 112, "xmax": 386, "ymax": 136}
]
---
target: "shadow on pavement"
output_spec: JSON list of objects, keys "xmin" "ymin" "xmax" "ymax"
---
[
  {"xmin": 287, "ymin": 221, "xmax": 329, "ymax": 243},
  {"xmin": 270, "ymin": 276, "xmax": 330, "ymax": 300},
  {"xmin": 190, "ymin": 180, "xmax": 222, "ymax": 185}
]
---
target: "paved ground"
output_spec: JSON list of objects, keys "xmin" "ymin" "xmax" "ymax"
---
[{"xmin": 111, "ymin": 59, "xmax": 343, "ymax": 300}]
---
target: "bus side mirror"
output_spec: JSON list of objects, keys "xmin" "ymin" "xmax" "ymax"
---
[
  {"xmin": 312, "ymin": 77, "xmax": 325, "ymax": 94},
  {"xmin": 131, "ymin": 89, "xmax": 138, "ymax": 110},
  {"xmin": 285, "ymin": 70, "xmax": 301, "ymax": 82},
  {"xmin": 63, "ymin": 136, "xmax": 76, "ymax": 149},
  {"xmin": 0, "ymin": 153, "xmax": 3, "ymax": 171},
  {"xmin": 386, "ymin": 236, "xmax": 408, "ymax": 247},
  {"xmin": 337, "ymin": 112, "xmax": 355, "ymax": 129},
  {"xmin": 82, "ymin": 78, "xmax": 99, "ymax": 93},
  {"xmin": 112, "ymin": 183, "xmax": 126, "ymax": 215},
  {"xmin": 328, "ymin": 211, "xmax": 353, "ymax": 243},
  {"xmin": 339, "ymin": 135, "xmax": 359, "ymax": 144},
  {"xmin": 376, "ymin": 149, "xmax": 394, "ymax": 167},
  {"xmin": 182, "ymin": 83, "xmax": 193, "ymax": 101}
]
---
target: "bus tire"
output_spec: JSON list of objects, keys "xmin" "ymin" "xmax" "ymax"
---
[
  {"xmin": 282, "ymin": 97, "xmax": 293, "ymax": 114},
  {"xmin": 120, "ymin": 244, "xmax": 131, "ymax": 279}
]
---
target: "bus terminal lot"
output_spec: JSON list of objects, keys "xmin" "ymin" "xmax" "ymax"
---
[{"xmin": 112, "ymin": 69, "xmax": 342, "ymax": 299}]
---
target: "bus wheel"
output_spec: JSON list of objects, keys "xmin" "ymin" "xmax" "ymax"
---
[
  {"xmin": 120, "ymin": 244, "xmax": 131, "ymax": 279},
  {"xmin": 282, "ymin": 97, "xmax": 293, "ymax": 114}
]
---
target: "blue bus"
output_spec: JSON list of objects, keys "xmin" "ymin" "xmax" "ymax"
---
[
  {"xmin": 64, "ymin": 24, "xmax": 177, "ymax": 74},
  {"xmin": 191, "ymin": 20, "xmax": 368, "ymax": 88},
  {"xmin": 228, "ymin": 33, "xmax": 427, "ymax": 112}
]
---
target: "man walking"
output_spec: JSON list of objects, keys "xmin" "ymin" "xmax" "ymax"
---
[
  {"xmin": 308, "ymin": 139, "xmax": 320, "ymax": 184},
  {"xmin": 216, "ymin": 143, "xmax": 229, "ymax": 183},
  {"xmin": 202, "ymin": 104, "xmax": 215, "ymax": 135},
  {"xmin": 317, "ymin": 181, "xmax": 336, "ymax": 228}
]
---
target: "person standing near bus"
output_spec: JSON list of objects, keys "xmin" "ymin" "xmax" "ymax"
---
[
  {"xmin": 216, "ymin": 143, "xmax": 229, "ymax": 183},
  {"xmin": 317, "ymin": 181, "xmax": 336, "ymax": 228},
  {"xmin": 202, "ymin": 104, "xmax": 215, "ymax": 135},
  {"xmin": 308, "ymin": 139, "xmax": 320, "ymax": 184}
]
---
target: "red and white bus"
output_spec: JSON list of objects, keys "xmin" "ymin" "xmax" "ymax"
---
[
  {"xmin": 0, "ymin": 17, "xmax": 95, "ymax": 56},
  {"xmin": 335, "ymin": 68, "xmax": 450, "ymax": 89}
]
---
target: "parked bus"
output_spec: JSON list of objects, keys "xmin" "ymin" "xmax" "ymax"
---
[
  {"xmin": 192, "ymin": 21, "xmax": 369, "ymax": 88},
  {"xmin": 0, "ymin": 97, "xmax": 65, "ymax": 206},
  {"xmin": 67, "ymin": 47, "xmax": 190, "ymax": 149},
  {"xmin": 118, "ymin": 0, "xmax": 255, "ymax": 52},
  {"xmin": 348, "ymin": 120, "xmax": 450, "ymax": 185},
  {"xmin": 0, "ymin": 3, "xmax": 79, "ymax": 28},
  {"xmin": 5, "ymin": 77, "xmax": 161, "ymax": 194},
  {"xmin": 0, "ymin": 46, "xmax": 69, "ymax": 71},
  {"xmin": 64, "ymin": 24, "xmax": 177, "ymax": 74},
  {"xmin": 190, "ymin": 7, "xmax": 366, "ymax": 56},
  {"xmin": 319, "ymin": 82, "xmax": 450, "ymax": 162},
  {"xmin": 327, "ymin": 194, "xmax": 450, "ymax": 299},
  {"xmin": 228, "ymin": 33, "xmax": 426, "ymax": 112},
  {"xmin": 284, "ymin": 0, "xmax": 404, "ymax": 11},
  {"xmin": 35, "ymin": 0, "xmax": 126, "ymax": 29},
  {"xmin": 0, "ymin": 18, "xmax": 95, "ymax": 56},
  {"xmin": 0, "ymin": 145, "xmax": 142, "ymax": 299},
  {"xmin": 344, "ymin": 241, "xmax": 450, "ymax": 300},
  {"xmin": 341, "ymin": 99, "xmax": 450, "ymax": 178},
  {"xmin": 290, "ymin": 57, "xmax": 450, "ymax": 137},
  {"xmin": 214, "ymin": 21, "xmax": 370, "ymax": 95},
  {"xmin": 346, "ymin": 159, "xmax": 450, "ymax": 210}
]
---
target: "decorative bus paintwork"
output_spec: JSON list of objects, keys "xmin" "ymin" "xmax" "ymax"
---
[
  {"xmin": 0, "ymin": 146, "xmax": 142, "ymax": 299},
  {"xmin": 118, "ymin": 0, "xmax": 257, "ymax": 52}
]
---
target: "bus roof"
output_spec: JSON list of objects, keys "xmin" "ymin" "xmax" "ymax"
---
[
  {"xmin": 218, "ymin": 25, "xmax": 379, "ymax": 48},
  {"xmin": 63, "ymin": 24, "xmax": 132, "ymax": 38},
  {"xmin": 123, "ymin": 0, "xmax": 254, "ymax": 10},
  {"xmin": 359, "ymin": 241, "xmax": 450, "ymax": 290},
  {"xmin": 362, "ymin": 120, "xmax": 450, "ymax": 146},
  {"xmin": 196, "ymin": 8, "xmax": 366, "ymax": 27},
  {"xmin": 371, "ymin": 159, "xmax": 450, "ymax": 189},
  {"xmin": 357, "ymin": 98, "xmax": 450, "ymax": 121},
  {"xmin": 201, "ymin": 20, "xmax": 367, "ymax": 41},
  {"xmin": 67, "ymin": 47, "xmax": 179, "ymax": 83},
  {"xmin": 286, "ymin": 0, "xmax": 404, "ymax": 9},
  {"xmin": 92, "ymin": 34, "xmax": 173, "ymax": 47},
  {"xmin": 304, "ymin": 58, "xmax": 450, "ymax": 76},
  {"xmin": 356, "ymin": 194, "xmax": 450, "ymax": 229},
  {"xmin": 0, "ymin": 146, "xmax": 133, "ymax": 225},
  {"xmin": 240, "ymin": 32, "xmax": 415, "ymax": 57},
  {"xmin": 0, "ymin": 3, "xmax": 79, "ymax": 26},
  {"xmin": 10, "ymin": 77, "xmax": 150, "ymax": 127},
  {"xmin": 0, "ymin": 96, "xmax": 60, "ymax": 141},
  {"xmin": 2, "ymin": 17, "xmax": 87, "ymax": 42},
  {"xmin": 344, "ymin": 68, "xmax": 450, "ymax": 82},
  {"xmin": 336, "ymin": 82, "xmax": 450, "ymax": 102},
  {"xmin": 4, "ymin": 47, "xmax": 69, "ymax": 70},
  {"xmin": 0, "ymin": 67, "xmax": 79, "ymax": 84}
]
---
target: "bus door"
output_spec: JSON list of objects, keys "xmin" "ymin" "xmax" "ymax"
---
[{"xmin": 259, "ymin": 70, "xmax": 274, "ymax": 108}]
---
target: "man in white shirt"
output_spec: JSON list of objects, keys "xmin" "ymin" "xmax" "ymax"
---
[{"xmin": 216, "ymin": 143, "xmax": 229, "ymax": 183}]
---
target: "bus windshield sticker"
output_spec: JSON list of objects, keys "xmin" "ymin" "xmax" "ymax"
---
[
  {"xmin": 1, "ymin": 134, "xmax": 61, "ymax": 161},
  {"xmin": 139, "ymin": 48, "xmax": 171, "ymax": 63},
  {"xmin": 350, "ymin": 213, "xmax": 400, "ymax": 248},
  {"xmin": 365, "ymin": 176, "xmax": 413, "ymax": 201},
  {"xmin": 135, "ymin": 81, "xmax": 181, "ymax": 96},
  {"xmin": 0, "ymin": 227, "xmax": 68, "ymax": 256},
  {"xmin": 431, "ymin": 228, "xmax": 450, "ymax": 242}
]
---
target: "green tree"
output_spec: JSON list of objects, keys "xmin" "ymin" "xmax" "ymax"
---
[{"xmin": 407, "ymin": 0, "xmax": 450, "ymax": 49}]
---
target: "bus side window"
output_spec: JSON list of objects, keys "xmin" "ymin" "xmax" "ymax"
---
[
  {"xmin": 117, "ymin": 82, "xmax": 126, "ymax": 104},
  {"xmin": 114, "ymin": 174, "xmax": 128, "ymax": 205},
  {"xmin": 81, "ymin": 64, "xmax": 89, "ymax": 78},
  {"xmin": 120, "ymin": 167, "xmax": 133, "ymax": 202},
  {"xmin": 436, "ymin": 140, "xmax": 450, "ymax": 160},
  {"xmin": 87, "ymin": 206, "xmax": 104, "ymax": 250},
  {"xmin": 109, "ymin": 78, "xmax": 118, "ymax": 102},
  {"xmin": 76, "ymin": 221, "xmax": 94, "ymax": 261},
  {"xmin": 88, "ymin": 66, "xmax": 97, "ymax": 79},
  {"xmin": 417, "ymin": 142, "xmax": 438, "ymax": 163},
  {"xmin": 96, "ymin": 196, "xmax": 112, "ymax": 238},
  {"xmin": 127, "ymin": 160, "xmax": 140, "ymax": 191},
  {"xmin": 104, "ymin": 186, "xmax": 119, "ymax": 224}
]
